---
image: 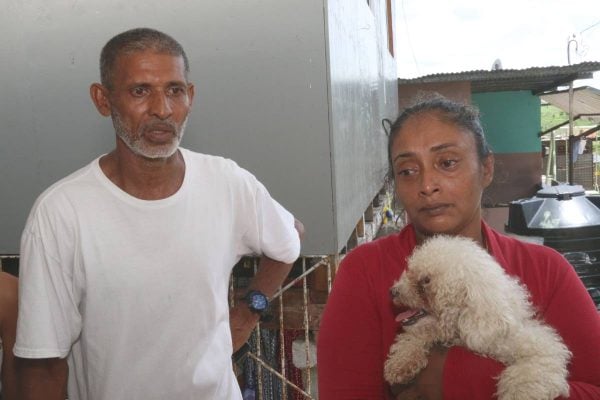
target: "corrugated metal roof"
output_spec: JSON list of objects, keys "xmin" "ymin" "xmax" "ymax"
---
[
  {"xmin": 540, "ymin": 86, "xmax": 600, "ymax": 124},
  {"xmin": 397, "ymin": 62, "xmax": 600, "ymax": 94}
]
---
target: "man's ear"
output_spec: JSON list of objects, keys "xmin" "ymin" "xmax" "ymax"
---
[
  {"xmin": 187, "ymin": 83, "xmax": 195, "ymax": 107},
  {"xmin": 90, "ymin": 83, "xmax": 112, "ymax": 117}
]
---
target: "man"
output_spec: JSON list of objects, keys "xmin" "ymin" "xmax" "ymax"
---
[
  {"xmin": 15, "ymin": 28, "xmax": 302, "ymax": 400},
  {"xmin": 0, "ymin": 271, "xmax": 18, "ymax": 400}
]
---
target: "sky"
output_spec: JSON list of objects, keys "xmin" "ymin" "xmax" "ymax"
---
[{"xmin": 394, "ymin": 0, "xmax": 600, "ymax": 89}]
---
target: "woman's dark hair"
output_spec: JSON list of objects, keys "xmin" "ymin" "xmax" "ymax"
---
[{"xmin": 387, "ymin": 94, "xmax": 492, "ymax": 179}]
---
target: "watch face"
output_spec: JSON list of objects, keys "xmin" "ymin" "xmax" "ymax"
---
[{"xmin": 250, "ymin": 293, "xmax": 268, "ymax": 311}]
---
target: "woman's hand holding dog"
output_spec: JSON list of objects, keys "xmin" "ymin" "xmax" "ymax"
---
[{"xmin": 393, "ymin": 345, "xmax": 447, "ymax": 400}]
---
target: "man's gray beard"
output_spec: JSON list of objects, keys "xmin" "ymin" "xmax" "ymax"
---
[{"xmin": 111, "ymin": 112, "xmax": 188, "ymax": 159}]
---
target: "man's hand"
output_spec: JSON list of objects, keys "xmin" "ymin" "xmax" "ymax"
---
[
  {"xmin": 229, "ymin": 302, "xmax": 260, "ymax": 352},
  {"xmin": 393, "ymin": 345, "xmax": 448, "ymax": 400}
]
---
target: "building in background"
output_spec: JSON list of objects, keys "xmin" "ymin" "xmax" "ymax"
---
[{"xmin": 397, "ymin": 62, "xmax": 600, "ymax": 209}]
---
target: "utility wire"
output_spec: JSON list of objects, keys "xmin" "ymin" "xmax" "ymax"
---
[
  {"xmin": 581, "ymin": 20, "xmax": 600, "ymax": 34},
  {"xmin": 575, "ymin": 20, "xmax": 600, "ymax": 59}
]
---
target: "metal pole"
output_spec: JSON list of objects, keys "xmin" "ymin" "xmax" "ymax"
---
[
  {"xmin": 568, "ymin": 81, "xmax": 574, "ymax": 184},
  {"xmin": 567, "ymin": 36, "xmax": 578, "ymax": 184}
]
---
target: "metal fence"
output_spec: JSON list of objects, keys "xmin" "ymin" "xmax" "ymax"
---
[
  {"xmin": 230, "ymin": 189, "xmax": 401, "ymax": 400},
  {"xmin": 230, "ymin": 255, "xmax": 334, "ymax": 400}
]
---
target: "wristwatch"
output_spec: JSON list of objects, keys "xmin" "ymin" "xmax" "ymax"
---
[{"xmin": 242, "ymin": 290, "xmax": 271, "ymax": 321}]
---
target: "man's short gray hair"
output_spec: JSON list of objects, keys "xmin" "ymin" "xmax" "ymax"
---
[{"xmin": 100, "ymin": 27, "xmax": 190, "ymax": 89}]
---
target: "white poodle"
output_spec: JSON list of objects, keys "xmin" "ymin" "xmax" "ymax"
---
[{"xmin": 383, "ymin": 235, "xmax": 571, "ymax": 400}]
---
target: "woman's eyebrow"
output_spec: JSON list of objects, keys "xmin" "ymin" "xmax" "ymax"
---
[
  {"xmin": 393, "ymin": 143, "xmax": 459, "ymax": 163},
  {"xmin": 430, "ymin": 142, "xmax": 459, "ymax": 152},
  {"xmin": 392, "ymin": 151, "xmax": 415, "ymax": 163}
]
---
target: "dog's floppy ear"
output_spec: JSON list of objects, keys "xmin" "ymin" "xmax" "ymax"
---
[
  {"xmin": 438, "ymin": 305, "xmax": 462, "ymax": 343},
  {"xmin": 430, "ymin": 274, "xmax": 468, "ymax": 342},
  {"xmin": 457, "ymin": 280, "xmax": 515, "ymax": 353}
]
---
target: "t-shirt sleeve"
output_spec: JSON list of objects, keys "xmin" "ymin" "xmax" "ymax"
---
[
  {"xmin": 236, "ymin": 169, "xmax": 300, "ymax": 264},
  {"xmin": 14, "ymin": 204, "xmax": 82, "ymax": 359},
  {"xmin": 317, "ymin": 248, "xmax": 390, "ymax": 400}
]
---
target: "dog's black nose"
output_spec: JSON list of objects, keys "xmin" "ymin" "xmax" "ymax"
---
[{"xmin": 389, "ymin": 287, "xmax": 396, "ymax": 298}]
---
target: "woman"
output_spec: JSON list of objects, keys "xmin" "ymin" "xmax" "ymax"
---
[
  {"xmin": 317, "ymin": 96, "xmax": 600, "ymax": 399},
  {"xmin": 0, "ymin": 271, "xmax": 18, "ymax": 400}
]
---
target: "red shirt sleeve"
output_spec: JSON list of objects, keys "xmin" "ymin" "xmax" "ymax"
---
[
  {"xmin": 442, "ymin": 227, "xmax": 600, "ymax": 399},
  {"xmin": 317, "ymin": 246, "xmax": 393, "ymax": 400},
  {"xmin": 441, "ymin": 227, "xmax": 600, "ymax": 400},
  {"xmin": 540, "ymin": 252, "xmax": 600, "ymax": 398}
]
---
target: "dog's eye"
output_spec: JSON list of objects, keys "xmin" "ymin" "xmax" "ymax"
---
[{"xmin": 416, "ymin": 277, "xmax": 430, "ymax": 295}]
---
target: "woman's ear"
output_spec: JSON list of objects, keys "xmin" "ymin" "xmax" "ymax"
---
[
  {"xmin": 482, "ymin": 153, "xmax": 495, "ymax": 188},
  {"xmin": 90, "ymin": 83, "xmax": 112, "ymax": 117}
]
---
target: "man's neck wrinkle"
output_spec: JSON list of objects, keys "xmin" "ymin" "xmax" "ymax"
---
[{"xmin": 99, "ymin": 149, "xmax": 185, "ymax": 200}]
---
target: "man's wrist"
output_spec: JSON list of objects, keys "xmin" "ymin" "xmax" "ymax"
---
[
  {"xmin": 235, "ymin": 301, "xmax": 261, "ymax": 322},
  {"xmin": 240, "ymin": 290, "xmax": 272, "ymax": 321}
]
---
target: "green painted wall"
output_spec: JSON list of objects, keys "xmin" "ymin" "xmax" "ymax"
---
[{"xmin": 472, "ymin": 91, "xmax": 541, "ymax": 153}]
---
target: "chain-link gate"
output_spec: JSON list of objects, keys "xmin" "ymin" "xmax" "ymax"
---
[
  {"xmin": 230, "ymin": 188, "xmax": 400, "ymax": 400},
  {"xmin": 230, "ymin": 255, "xmax": 335, "ymax": 400}
]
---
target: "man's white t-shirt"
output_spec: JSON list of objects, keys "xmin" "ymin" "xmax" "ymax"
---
[{"xmin": 15, "ymin": 148, "xmax": 300, "ymax": 400}]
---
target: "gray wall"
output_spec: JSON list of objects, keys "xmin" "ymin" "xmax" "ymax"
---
[
  {"xmin": 2, "ymin": 1, "xmax": 113, "ymax": 253},
  {"xmin": 186, "ymin": 1, "xmax": 334, "ymax": 254},
  {"xmin": 1, "ymin": 0, "xmax": 397, "ymax": 255},
  {"xmin": 327, "ymin": 0, "xmax": 399, "ymax": 251}
]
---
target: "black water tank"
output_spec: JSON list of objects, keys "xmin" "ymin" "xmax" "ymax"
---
[{"xmin": 506, "ymin": 184, "xmax": 600, "ymax": 310}]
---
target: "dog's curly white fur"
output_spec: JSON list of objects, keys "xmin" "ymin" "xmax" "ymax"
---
[{"xmin": 384, "ymin": 235, "xmax": 571, "ymax": 400}]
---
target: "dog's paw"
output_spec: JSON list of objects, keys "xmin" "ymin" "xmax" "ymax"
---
[
  {"xmin": 383, "ymin": 355, "xmax": 428, "ymax": 384},
  {"xmin": 383, "ymin": 335, "xmax": 430, "ymax": 385}
]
